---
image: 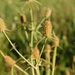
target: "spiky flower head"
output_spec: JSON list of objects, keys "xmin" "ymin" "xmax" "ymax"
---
[
  {"xmin": 44, "ymin": 20, "xmax": 52, "ymax": 38},
  {"xmin": 0, "ymin": 18, "xmax": 6, "ymax": 32},
  {"xmin": 53, "ymin": 36, "xmax": 60, "ymax": 47},
  {"xmin": 4, "ymin": 55, "xmax": 16, "ymax": 67},
  {"xmin": 33, "ymin": 46, "xmax": 40, "ymax": 59},
  {"xmin": 44, "ymin": 8, "xmax": 51, "ymax": 18}
]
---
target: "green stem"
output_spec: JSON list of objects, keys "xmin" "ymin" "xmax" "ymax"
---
[
  {"xmin": 0, "ymin": 50, "xmax": 5, "ymax": 57},
  {"xmin": 36, "ymin": 38, "xmax": 47, "ymax": 66},
  {"xmin": 24, "ymin": 26, "xmax": 29, "ymax": 41},
  {"xmin": 38, "ymin": 17, "xmax": 46, "ymax": 28},
  {"xmin": 45, "ymin": 50, "xmax": 51, "ymax": 75},
  {"xmin": 14, "ymin": 64, "xmax": 29, "ymax": 75},
  {"xmin": 36, "ymin": 38, "xmax": 47, "ymax": 75},
  {"xmin": 29, "ymin": 3, "xmax": 34, "ymax": 51},
  {"xmin": 36, "ymin": 37, "xmax": 45, "ymax": 46},
  {"xmin": 3, "ymin": 31, "xmax": 35, "ymax": 69},
  {"xmin": 36, "ymin": 66, "xmax": 40, "ymax": 75},
  {"xmin": 40, "ymin": 38, "xmax": 47, "ymax": 57},
  {"xmin": 29, "ymin": 3, "xmax": 35, "ymax": 75},
  {"xmin": 40, "ymin": 17, "xmax": 46, "ymax": 25},
  {"xmin": 11, "ymin": 66, "xmax": 14, "ymax": 75},
  {"xmin": 52, "ymin": 46, "xmax": 57, "ymax": 75},
  {"xmin": 31, "ymin": 55, "xmax": 35, "ymax": 75},
  {"xmin": 29, "ymin": 5, "xmax": 33, "ymax": 45}
]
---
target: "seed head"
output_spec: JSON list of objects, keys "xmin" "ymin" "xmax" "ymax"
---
[
  {"xmin": 44, "ymin": 8, "xmax": 51, "ymax": 18},
  {"xmin": 45, "ymin": 44, "xmax": 51, "ymax": 58},
  {"xmin": 53, "ymin": 36, "xmax": 60, "ymax": 46},
  {"xmin": 33, "ymin": 46, "xmax": 40, "ymax": 59},
  {"xmin": 20, "ymin": 14, "xmax": 27, "ymax": 25},
  {"xmin": 44, "ymin": 20, "xmax": 52, "ymax": 38},
  {"xmin": 18, "ymin": 12, "xmax": 27, "ymax": 26},
  {"xmin": 4, "ymin": 55, "xmax": 16, "ymax": 67},
  {"xmin": 0, "ymin": 18, "xmax": 6, "ymax": 32},
  {"xmin": 45, "ymin": 44, "xmax": 51, "ymax": 50}
]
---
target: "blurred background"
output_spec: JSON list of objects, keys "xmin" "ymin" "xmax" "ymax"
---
[{"xmin": 0, "ymin": 0, "xmax": 75, "ymax": 75}]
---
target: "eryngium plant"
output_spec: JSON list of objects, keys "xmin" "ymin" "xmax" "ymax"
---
[{"xmin": 0, "ymin": 0, "xmax": 60, "ymax": 75}]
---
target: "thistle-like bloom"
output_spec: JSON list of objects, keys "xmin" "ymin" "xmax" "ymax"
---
[
  {"xmin": 44, "ymin": 20, "xmax": 52, "ymax": 38},
  {"xmin": 0, "ymin": 18, "xmax": 7, "ymax": 32}
]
